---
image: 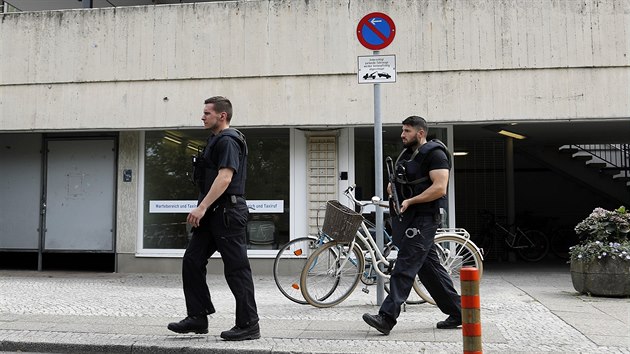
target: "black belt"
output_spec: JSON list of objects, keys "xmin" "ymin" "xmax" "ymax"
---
[{"xmin": 217, "ymin": 194, "xmax": 243, "ymax": 206}]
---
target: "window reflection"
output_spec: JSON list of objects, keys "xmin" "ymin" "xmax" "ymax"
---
[{"xmin": 143, "ymin": 128, "xmax": 290, "ymax": 250}]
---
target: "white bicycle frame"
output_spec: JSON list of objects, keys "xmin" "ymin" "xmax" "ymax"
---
[
  {"xmin": 351, "ymin": 221, "xmax": 393, "ymax": 279},
  {"xmin": 332, "ymin": 186, "xmax": 484, "ymax": 278},
  {"xmin": 333, "ymin": 187, "xmax": 394, "ymax": 279}
]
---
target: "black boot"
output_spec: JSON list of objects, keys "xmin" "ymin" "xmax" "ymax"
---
[
  {"xmin": 220, "ymin": 322, "xmax": 260, "ymax": 341},
  {"xmin": 362, "ymin": 313, "xmax": 395, "ymax": 335},
  {"xmin": 436, "ymin": 315, "xmax": 462, "ymax": 329},
  {"xmin": 167, "ymin": 315, "xmax": 208, "ymax": 334}
]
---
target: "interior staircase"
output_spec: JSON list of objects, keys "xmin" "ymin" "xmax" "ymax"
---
[
  {"xmin": 518, "ymin": 143, "xmax": 630, "ymax": 206},
  {"xmin": 558, "ymin": 144, "xmax": 630, "ymax": 188}
]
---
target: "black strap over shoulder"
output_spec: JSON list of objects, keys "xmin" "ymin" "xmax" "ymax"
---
[
  {"xmin": 394, "ymin": 139, "xmax": 451, "ymax": 185},
  {"xmin": 191, "ymin": 128, "xmax": 248, "ymax": 190},
  {"xmin": 207, "ymin": 128, "xmax": 248, "ymax": 156}
]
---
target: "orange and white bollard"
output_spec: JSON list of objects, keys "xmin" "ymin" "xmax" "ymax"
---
[{"xmin": 461, "ymin": 267, "xmax": 482, "ymax": 354}]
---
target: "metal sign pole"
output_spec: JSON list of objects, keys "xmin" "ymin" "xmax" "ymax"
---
[
  {"xmin": 373, "ymin": 50, "xmax": 385, "ymax": 305},
  {"xmin": 356, "ymin": 11, "xmax": 395, "ymax": 306}
]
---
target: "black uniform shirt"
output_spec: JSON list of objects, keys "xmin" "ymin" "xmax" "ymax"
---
[{"xmin": 199, "ymin": 132, "xmax": 246, "ymax": 203}]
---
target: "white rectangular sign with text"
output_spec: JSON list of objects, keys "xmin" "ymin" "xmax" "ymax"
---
[
  {"xmin": 149, "ymin": 200, "xmax": 284, "ymax": 213},
  {"xmin": 358, "ymin": 55, "xmax": 396, "ymax": 84}
]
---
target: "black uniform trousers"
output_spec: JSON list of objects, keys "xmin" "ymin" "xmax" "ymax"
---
[
  {"xmin": 379, "ymin": 213, "xmax": 461, "ymax": 324},
  {"xmin": 182, "ymin": 199, "xmax": 258, "ymax": 328}
]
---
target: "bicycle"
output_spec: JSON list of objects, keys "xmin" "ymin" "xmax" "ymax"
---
[
  {"xmin": 342, "ymin": 188, "xmax": 431, "ymax": 305},
  {"xmin": 273, "ymin": 190, "xmax": 426, "ymax": 305},
  {"xmin": 353, "ymin": 205, "xmax": 427, "ymax": 305},
  {"xmin": 299, "ymin": 186, "xmax": 484, "ymax": 308},
  {"xmin": 478, "ymin": 210, "xmax": 549, "ymax": 262},
  {"xmin": 273, "ymin": 235, "xmax": 326, "ymax": 304},
  {"xmin": 414, "ymin": 228, "xmax": 484, "ymax": 305}
]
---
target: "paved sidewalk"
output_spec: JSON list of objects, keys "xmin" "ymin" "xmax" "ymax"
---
[{"xmin": 0, "ymin": 264, "xmax": 628, "ymax": 353}]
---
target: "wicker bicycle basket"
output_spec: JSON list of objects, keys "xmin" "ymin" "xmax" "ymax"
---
[{"xmin": 322, "ymin": 200, "xmax": 364, "ymax": 243}]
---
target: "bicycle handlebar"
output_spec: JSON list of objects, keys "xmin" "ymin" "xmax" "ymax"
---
[{"xmin": 343, "ymin": 185, "xmax": 390, "ymax": 211}]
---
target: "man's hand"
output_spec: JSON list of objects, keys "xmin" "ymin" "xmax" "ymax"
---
[
  {"xmin": 186, "ymin": 168, "xmax": 233, "ymax": 228},
  {"xmin": 401, "ymin": 199, "xmax": 411, "ymax": 213},
  {"xmin": 399, "ymin": 169, "xmax": 449, "ymax": 214},
  {"xmin": 187, "ymin": 205, "xmax": 208, "ymax": 228}
]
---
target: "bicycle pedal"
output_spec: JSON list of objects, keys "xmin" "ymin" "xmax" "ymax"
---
[{"xmin": 362, "ymin": 287, "xmax": 370, "ymax": 294}]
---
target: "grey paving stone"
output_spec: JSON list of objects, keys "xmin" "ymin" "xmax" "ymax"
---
[
  {"xmin": 589, "ymin": 334, "xmax": 630, "ymax": 348},
  {"xmin": 1, "ymin": 266, "xmax": 629, "ymax": 353}
]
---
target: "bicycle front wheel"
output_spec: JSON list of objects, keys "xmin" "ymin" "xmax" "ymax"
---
[
  {"xmin": 300, "ymin": 242, "xmax": 365, "ymax": 308},
  {"xmin": 417, "ymin": 234, "xmax": 484, "ymax": 305},
  {"xmin": 273, "ymin": 236, "xmax": 320, "ymax": 304},
  {"xmin": 516, "ymin": 230, "xmax": 549, "ymax": 262}
]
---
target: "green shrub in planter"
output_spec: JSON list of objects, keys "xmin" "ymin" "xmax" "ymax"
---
[{"xmin": 569, "ymin": 206, "xmax": 630, "ymax": 296}]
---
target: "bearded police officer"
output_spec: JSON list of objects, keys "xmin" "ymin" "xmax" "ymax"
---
[
  {"xmin": 363, "ymin": 116, "xmax": 462, "ymax": 334},
  {"xmin": 168, "ymin": 96, "xmax": 260, "ymax": 341}
]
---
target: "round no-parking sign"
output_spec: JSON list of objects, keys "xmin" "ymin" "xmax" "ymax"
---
[{"xmin": 356, "ymin": 12, "xmax": 396, "ymax": 50}]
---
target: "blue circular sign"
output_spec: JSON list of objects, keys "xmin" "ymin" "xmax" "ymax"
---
[{"xmin": 357, "ymin": 12, "xmax": 396, "ymax": 50}]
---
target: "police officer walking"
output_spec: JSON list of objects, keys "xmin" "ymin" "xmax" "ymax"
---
[
  {"xmin": 363, "ymin": 116, "xmax": 462, "ymax": 334},
  {"xmin": 168, "ymin": 96, "xmax": 260, "ymax": 341}
]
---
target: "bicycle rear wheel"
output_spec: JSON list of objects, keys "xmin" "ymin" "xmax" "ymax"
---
[
  {"xmin": 273, "ymin": 236, "xmax": 320, "ymax": 304},
  {"xmin": 516, "ymin": 230, "xmax": 549, "ymax": 262},
  {"xmin": 300, "ymin": 242, "xmax": 365, "ymax": 308},
  {"xmin": 382, "ymin": 248, "xmax": 429, "ymax": 305},
  {"xmin": 385, "ymin": 276, "xmax": 431, "ymax": 304},
  {"xmin": 409, "ymin": 277, "xmax": 432, "ymax": 304},
  {"xmin": 416, "ymin": 234, "xmax": 484, "ymax": 305}
]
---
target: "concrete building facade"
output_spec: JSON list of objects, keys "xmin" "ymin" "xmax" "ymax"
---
[{"xmin": 1, "ymin": 0, "xmax": 629, "ymax": 272}]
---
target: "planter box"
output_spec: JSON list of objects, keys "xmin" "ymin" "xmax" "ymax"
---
[{"xmin": 570, "ymin": 258, "xmax": 630, "ymax": 296}]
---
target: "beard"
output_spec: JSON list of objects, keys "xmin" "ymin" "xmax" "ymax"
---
[{"xmin": 403, "ymin": 136, "xmax": 418, "ymax": 149}]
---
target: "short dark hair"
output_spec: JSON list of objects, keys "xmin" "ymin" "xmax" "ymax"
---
[
  {"xmin": 204, "ymin": 96, "xmax": 233, "ymax": 122},
  {"xmin": 402, "ymin": 115, "xmax": 428, "ymax": 133}
]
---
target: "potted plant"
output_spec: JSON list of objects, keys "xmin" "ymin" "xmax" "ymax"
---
[{"xmin": 569, "ymin": 206, "xmax": 630, "ymax": 296}]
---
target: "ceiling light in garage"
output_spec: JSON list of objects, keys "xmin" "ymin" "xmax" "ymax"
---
[{"xmin": 497, "ymin": 129, "xmax": 527, "ymax": 140}]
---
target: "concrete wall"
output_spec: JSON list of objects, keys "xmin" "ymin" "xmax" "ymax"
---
[
  {"xmin": 2, "ymin": 0, "xmax": 629, "ymax": 131},
  {"xmin": 115, "ymin": 131, "xmax": 140, "ymax": 259}
]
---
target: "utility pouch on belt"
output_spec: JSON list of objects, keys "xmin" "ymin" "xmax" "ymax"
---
[
  {"xmin": 215, "ymin": 194, "xmax": 238, "ymax": 210},
  {"xmin": 223, "ymin": 206, "xmax": 230, "ymax": 228},
  {"xmin": 222, "ymin": 195, "xmax": 240, "ymax": 228},
  {"xmin": 191, "ymin": 149, "xmax": 205, "ymax": 190}
]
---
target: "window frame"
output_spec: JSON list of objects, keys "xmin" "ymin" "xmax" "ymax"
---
[{"xmin": 136, "ymin": 129, "xmax": 294, "ymax": 258}]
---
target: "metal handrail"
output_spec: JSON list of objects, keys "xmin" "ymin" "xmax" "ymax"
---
[{"xmin": 570, "ymin": 144, "xmax": 630, "ymax": 171}]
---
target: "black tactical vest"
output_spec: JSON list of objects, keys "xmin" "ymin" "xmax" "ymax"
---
[
  {"xmin": 393, "ymin": 139, "xmax": 451, "ymax": 214},
  {"xmin": 192, "ymin": 128, "xmax": 248, "ymax": 200}
]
